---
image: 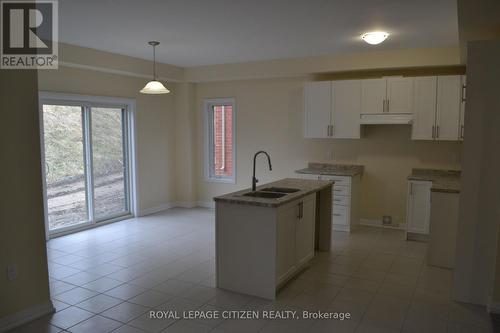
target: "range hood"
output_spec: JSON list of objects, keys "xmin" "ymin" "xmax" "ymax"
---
[{"xmin": 360, "ymin": 114, "xmax": 413, "ymax": 125}]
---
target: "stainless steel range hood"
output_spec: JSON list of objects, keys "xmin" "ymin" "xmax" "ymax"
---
[{"xmin": 360, "ymin": 114, "xmax": 413, "ymax": 125}]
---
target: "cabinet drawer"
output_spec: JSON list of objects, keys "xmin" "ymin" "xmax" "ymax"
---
[
  {"xmin": 320, "ymin": 175, "xmax": 351, "ymax": 187},
  {"xmin": 332, "ymin": 195, "xmax": 349, "ymax": 206},
  {"xmin": 332, "ymin": 206, "xmax": 348, "ymax": 226},
  {"xmin": 333, "ymin": 185, "xmax": 350, "ymax": 196}
]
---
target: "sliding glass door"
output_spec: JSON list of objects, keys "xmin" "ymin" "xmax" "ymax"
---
[
  {"xmin": 91, "ymin": 107, "xmax": 129, "ymax": 220},
  {"xmin": 43, "ymin": 105, "xmax": 89, "ymax": 230},
  {"xmin": 41, "ymin": 99, "xmax": 133, "ymax": 235}
]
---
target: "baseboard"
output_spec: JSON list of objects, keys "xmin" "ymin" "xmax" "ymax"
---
[
  {"xmin": 138, "ymin": 203, "xmax": 176, "ymax": 216},
  {"xmin": 174, "ymin": 201, "xmax": 197, "ymax": 208},
  {"xmin": 487, "ymin": 301, "xmax": 500, "ymax": 314},
  {"xmin": 139, "ymin": 201, "xmax": 215, "ymax": 216},
  {"xmin": 197, "ymin": 201, "xmax": 215, "ymax": 209},
  {"xmin": 0, "ymin": 300, "xmax": 54, "ymax": 332},
  {"xmin": 360, "ymin": 218, "xmax": 406, "ymax": 230}
]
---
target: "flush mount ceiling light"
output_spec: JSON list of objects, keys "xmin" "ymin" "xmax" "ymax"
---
[
  {"xmin": 140, "ymin": 41, "xmax": 170, "ymax": 94},
  {"xmin": 361, "ymin": 31, "xmax": 389, "ymax": 45}
]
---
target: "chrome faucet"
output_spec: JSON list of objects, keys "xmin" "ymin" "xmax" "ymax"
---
[{"xmin": 252, "ymin": 151, "xmax": 272, "ymax": 191}]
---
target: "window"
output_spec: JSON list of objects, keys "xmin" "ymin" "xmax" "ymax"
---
[
  {"xmin": 39, "ymin": 92, "xmax": 136, "ymax": 236},
  {"xmin": 204, "ymin": 98, "xmax": 236, "ymax": 183}
]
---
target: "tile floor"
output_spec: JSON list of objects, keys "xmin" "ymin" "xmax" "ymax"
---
[{"xmin": 9, "ymin": 208, "xmax": 498, "ymax": 333}]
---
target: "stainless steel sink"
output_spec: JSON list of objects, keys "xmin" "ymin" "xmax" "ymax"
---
[
  {"xmin": 260, "ymin": 187, "xmax": 300, "ymax": 193},
  {"xmin": 242, "ymin": 191, "xmax": 287, "ymax": 199}
]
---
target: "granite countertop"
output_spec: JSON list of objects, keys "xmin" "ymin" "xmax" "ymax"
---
[
  {"xmin": 213, "ymin": 178, "xmax": 333, "ymax": 208},
  {"xmin": 295, "ymin": 163, "xmax": 365, "ymax": 177},
  {"xmin": 407, "ymin": 168, "xmax": 461, "ymax": 193}
]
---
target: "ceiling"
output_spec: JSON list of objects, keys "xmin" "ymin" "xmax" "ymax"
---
[{"xmin": 59, "ymin": 0, "xmax": 459, "ymax": 67}]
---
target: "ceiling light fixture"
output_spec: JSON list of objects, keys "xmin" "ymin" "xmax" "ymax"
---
[
  {"xmin": 361, "ymin": 31, "xmax": 389, "ymax": 45},
  {"xmin": 140, "ymin": 41, "xmax": 170, "ymax": 94}
]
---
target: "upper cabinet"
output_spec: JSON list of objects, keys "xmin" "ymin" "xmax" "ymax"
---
[
  {"xmin": 303, "ymin": 80, "xmax": 360, "ymax": 139},
  {"xmin": 411, "ymin": 75, "xmax": 464, "ymax": 141},
  {"xmin": 361, "ymin": 77, "xmax": 413, "ymax": 114},
  {"xmin": 304, "ymin": 75, "xmax": 464, "ymax": 141},
  {"xmin": 436, "ymin": 76, "xmax": 461, "ymax": 140},
  {"xmin": 304, "ymin": 81, "xmax": 331, "ymax": 138},
  {"xmin": 332, "ymin": 80, "xmax": 361, "ymax": 139}
]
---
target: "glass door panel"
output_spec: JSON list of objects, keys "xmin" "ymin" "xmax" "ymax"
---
[
  {"xmin": 91, "ymin": 107, "xmax": 129, "ymax": 220},
  {"xmin": 42, "ymin": 105, "xmax": 89, "ymax": 230}
]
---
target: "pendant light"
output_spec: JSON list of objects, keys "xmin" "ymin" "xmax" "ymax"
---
[{"xmin": 140, "ymin": 41, "xmax": 170, "ymax": 94}]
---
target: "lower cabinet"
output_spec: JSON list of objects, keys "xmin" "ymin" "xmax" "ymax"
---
[
  {"xmin": 297, "ymin": 173, "xmax": 360, "ymax": 232},
  {"xmin": 406, "ymin": 180, "xmax": 432, "ymax": 240},
  {"xmin": 276, "ymin": 194, "xmax": 315, "ymax": 285}
]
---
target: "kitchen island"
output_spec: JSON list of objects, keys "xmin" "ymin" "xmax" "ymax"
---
[{"xmin": 213, "ymin": 178, "xmax": 333, "ymax": 299}]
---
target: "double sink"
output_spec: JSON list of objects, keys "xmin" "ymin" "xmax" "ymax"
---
[{"xmin": 242, "ymin": 187, "xmax": 300, "ymax": 199}]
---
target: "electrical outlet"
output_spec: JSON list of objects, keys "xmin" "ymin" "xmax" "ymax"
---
[{"xmin": 7, "ymin": 264, "xmax": 18, "ymax": 281}]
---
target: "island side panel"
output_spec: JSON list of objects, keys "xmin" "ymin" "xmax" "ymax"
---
[
  {"xmin": 317, "ymin": 186, "xmax": 332, "ymax": 251},
  {"xmin": 215, "ymin": 201, "xmax": 277, "ymax": 299}
]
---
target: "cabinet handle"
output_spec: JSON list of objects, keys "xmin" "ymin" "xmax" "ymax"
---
[
  {"xmin": 432, "ymin": 125, "xmax": 435, "ymax": 139},
  {"xmin": 387, "ymin": 99, "xmax": 390, "ymax": 112},
  {"xmin": 460, "ymin": 125, "xmax": 464, "ymax": 139},
  {"xmin": 410, "ymin": 183, "xmax": 413, "ymax": 195},
  {"xmin": 333, "ymin": 213, "xmax": 342, "ymax": 217},
  {"xmin": 297, "ymin": 202, "xmax": 303, "ymax": 219},
  {"xmin": 461, "ymin": 85, "xmax": 466, "ymax": 102},
  {"xmin": 326, "ymin": 125, "xmax": 330, "ymax": 137},
  {"xmin": 436, "ymin": 126, "xmax": 440, "ymax": 139},
  {"xmin": 382, "ymin": 99, "xmax": 386, "ymax": 113}
]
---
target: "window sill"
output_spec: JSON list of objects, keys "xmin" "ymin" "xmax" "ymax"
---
[{"xmin": 205, "ymin": 177, "xmax": 236, "ymax": 184}]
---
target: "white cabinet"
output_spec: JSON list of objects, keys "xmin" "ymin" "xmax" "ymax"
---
[
  {"xmin": 412, "ymin": 77, "xmax": 437, "ymax": 140},
  {"xmin": 361, "ymin": 77, "xmax": 413, "ymax": 114},
  {"xmin": 295, "ymin": 198, "xmax": 315, "ymax": 267},
  {"xmin": 276, "ymin": 194, "xmax": 316, "ymax": 285},
  {"xmin": 411, "ymin": 75, "xmax": 464, "ymax": 141},
  {"xmin": 298, "ymin": 173, "xmax": 360, "ymax": 233},
  {"xmin": 304, "ymin": 81, "xmax": 331, "ymax": 138},
  {"xmin": 303, "ymin": 80, "xmax": 361, "ymax": 139},
  {"xmin": 387, "ymin": 77, "xmax": 414, "ymax": 114},
  {"xmin": 361, "ymin": 78, "xmax": 386, "ymax": 114},
  {"xmin": 406, "ymin": 180, "xmax": 432, "ymax": 238},
  {"xmin": 436, "ymin": 75, "xmax": 461, "ymax": 141},
  {"xmin": 332, "ymin": 80, "xmax": 361, "ymax": 138}
]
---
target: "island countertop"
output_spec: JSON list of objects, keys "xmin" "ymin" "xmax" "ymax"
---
[{"xmin": 213, "ymin": 178, "xmax": 333, "ymax": 208}]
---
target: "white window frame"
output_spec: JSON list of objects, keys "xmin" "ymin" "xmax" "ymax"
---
[
  {"xmin": 38, "ymin": 91, "xmax": 138, "ymax": 239},
  {"xmin": 204, "ymin": 98, "xmax": 236, "ymax": 184}
]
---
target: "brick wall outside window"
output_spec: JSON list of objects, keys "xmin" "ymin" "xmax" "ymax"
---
[{"xmin": 213, "ymin": 105, "xmax": 233, "ymax": 177}]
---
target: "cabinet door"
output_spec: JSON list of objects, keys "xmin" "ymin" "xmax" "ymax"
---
[
  {"xmin": 304, "ymin": 81, "xmax": 332, "ymax": 138},
  {"xmin": 406, "ymin": 181, "xmax": 432, "ymax": 234},
  {"xmin": 412, "ymin": 76, "xmax": 437, "ymax": 140},
  {"xmin": 295, "ymin": 198, "xmax": 316, "ymax": 267},
  {"xmin": 332, "ymin": 80, "xmax": 361, "ymax": 138},
  {"xmin": 361, "ymin": 78, "xmax": 386, "ymax": 114},
  {"xmin": 436, "ymin": 76, "xmax": 461, "ymax": 141},
  {"xmin": 387, "ymin": 77, "xmax": 414, "ymax": 114},
  {"xmin": 459, "ymin": 75, "xmax": 466, "ymax": 141},
  {"xmin": 276, "ymin": 205, "xmax": 297, "ymax": 283}
]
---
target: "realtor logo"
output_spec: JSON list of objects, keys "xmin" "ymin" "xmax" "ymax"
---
[{"xmin": 1, "ymin": 0, "xmax": 58, "ymax": 69}]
